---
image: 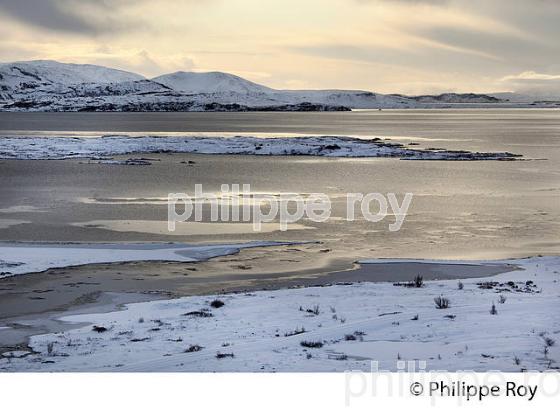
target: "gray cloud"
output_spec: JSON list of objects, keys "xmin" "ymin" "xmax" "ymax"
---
[
  {"xmin": 354, "ymin": 0, "xmax": 450, "ymax": 3},
  {"xmin": 291, "ymin": 42, "xmax": 504, "ymax": 76},
  {"xmin": 0, "ymin": 0, "xmax": 139, "ymax": 34},
  {"xmin": 1, "ymin": 0, "xmax": 559, "ymax": 94},
  {"xmin": 501, "ymin": 71, "xmax": 560, "ymax": 97},
  {"xmin": 413, "ymin": 27, "xmax": 555, "ymax": 68},
  {"xmin": 302, "ymin": 0, "xmax": 560, "ymax": 93}
]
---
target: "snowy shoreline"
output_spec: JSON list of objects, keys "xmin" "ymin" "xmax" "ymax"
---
[
  {"xmin": 0, "ymin": 134, "xmax": 522, "ymax": 160},
  {"xmin": 0, "ymin": 241, "xmax": 305, "ymax": 278},
  {"xmin": 1, "ymin": 256, "xmax": 558, "ymax": 372}
]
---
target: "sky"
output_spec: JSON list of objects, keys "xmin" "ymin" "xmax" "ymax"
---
[{"xmin": 0, "ymin": 0, "xmax": 559, "ymax": 95}]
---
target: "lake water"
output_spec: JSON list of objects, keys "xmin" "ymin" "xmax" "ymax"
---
[{"xmin": 0, "ymin": 109, "xmax": 559, "ymax": 262}]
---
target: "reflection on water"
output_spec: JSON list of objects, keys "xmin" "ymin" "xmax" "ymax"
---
[
  {"xmin": 0, "ymin": 109, "xmax": 559, "ymax": 261},
  {"xmin": 72, "ymin": 220, "xmax": 313, "ymax": 235}
]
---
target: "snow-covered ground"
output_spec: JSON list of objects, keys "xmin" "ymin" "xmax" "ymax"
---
[
  {"xmin": 0, "ymin": 135, "xmax": 520, "ymax": 160},
  {"xmin": 0, "ymin": 241, "xmax": 299, "ymax": 278},
  {"xmin": 1, "ymin": 256, "xmax": 558, "ymax": 372}
]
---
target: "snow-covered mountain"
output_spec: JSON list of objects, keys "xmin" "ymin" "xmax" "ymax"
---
[
  {"xmin": 0, "ymin": 60, "xmax": 142, "ymax": 93},
  {"xmin": 152, "ymin": 71, "xmax": 272, "ymax": 94},
  {"xmin": 0, "ymin": 60, "xmax": 555, "ymax": 111},
  {"xmin": 490, "ymin": 91, "xmax": 560, "ymax": 104},
  {"xmin": 0, "ymin": 60, "xmax": 150, "ymax": 106},
  {"xmin": 268, "ymin": 90, "xmax": 414, "ymax": 109},
  {"xmin": 400, "ymin": 93, "xmax": 502, "ymax": 104}
]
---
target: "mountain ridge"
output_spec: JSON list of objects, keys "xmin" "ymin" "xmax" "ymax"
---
[
  {"xmin": 152, "ymin": 71, "xmax": 273, "ymax": 94},
  {"xmin": 1, "ymin": 60, "xmax": 557, "ymax": 111}
]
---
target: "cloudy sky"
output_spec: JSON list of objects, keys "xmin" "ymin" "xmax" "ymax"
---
[{"xmin": 1, "ymin": 0, "xmax": 559, "ymax": 95}]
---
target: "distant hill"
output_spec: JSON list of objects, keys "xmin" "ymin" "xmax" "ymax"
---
[
  {"xmin": 1, "ymin": 60, "xmax": 555, "ymax": 111},
  {"xmin": 0, "ymin": 60, "xmax": 142, "ymax": 90},
  {"xmin": 152, "ymin": 71, "xmax": 272, "ymax": 94},
  {"xmin": 400, "ymin": 93, "xmax": 502, "ymax": 103}
]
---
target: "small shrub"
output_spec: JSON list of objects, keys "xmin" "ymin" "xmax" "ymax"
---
[
  {"xmin": 284, "ymin": 327, "xmax": 306, "ymax": 337},
  {"xmin": 210, "ymin": 299, "xmax": 225, "ymax": 309},
  {"xmin": 138, "ymin": 317, "xmax": 144, "ymax": 323},
  {"xmin": 444, "ymin": 314, "xmax": 456, "ymax": 320},
  {"xmin": 347, "ymin": 331, "xmax": 365, "ymax": 341},
  {"xmin": 183, "ymin": 310, "xmax": 213, "ymax": 318},
  {"xmin": 434, "ymin": 296, "xmax": 450, "ymax": 309},
  {"xmin": 130, "ymin": 337, "xmax": 150, "ymax": 342},
  {"xmin": 411, "ymin": 314, "xmax": 419, "ymax": 320},
  {"xmin": 216, "ymin": 352, "xmax": 235, "ymax": 359},
  {"xmin": 478, "ymin": 282, "xmax": 496, "ymax": 290},
  {"xmin": 490, "ymin": 303, "xmax": 498, "ymax": 315},
  {"xmin": 514, "ymin": 356, "xmax": 521, "ymax": 365},
  {"xmin": 300, "ymin": 340, "xmax": 323, "ymax": 348},
  {"xmin": 306, "ymin": 305, "xmax": 320, "ymax": 315},
  {"xmin": 498, "ymin": 295, "xmax": 507, "ymax": 304},
  {"xmin": 47, "ymin": 342, "xmax": 54, "ymax": 356},
  {"xmin": 185, "ymin": 344, "xmax": 203, "ymax": 353},
  {"xmin": 92, "ymin": 325, "xmax": 108, "ymax": 333},
  {"xmin": 544, "ymin": 337, "xmax": 555, "ymax": 347},
  {"xmin": 394, "ymin": 275, "xmax": 425, "ymax": 288},
  {"xmin": 457, "ymin": 281, "xmax": 464, "ymax": 290}
]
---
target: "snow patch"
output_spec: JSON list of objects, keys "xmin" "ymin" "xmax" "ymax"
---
[
  {"xmin": 0, "ymin": 135, "xmax": 521, "ymax": 160},
  {"xmin": 0, "ymin": 241, "xmax": 302, "ymax": 278},
  {"xmin": 1, "ymin": 256, "xmax": 558, "ymax": 372}
]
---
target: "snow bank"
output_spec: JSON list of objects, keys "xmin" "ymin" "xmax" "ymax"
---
[
  {"xmin": 0, "ymin": 135, "xmax": 520, "ymax": 160},
  {"xmin": 0, "ymin": 241, "xmax": 300, "ymax": 278},
  {"xmin": 2, "ymin": 256, "xmax": 558, "ymax": 372}
]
